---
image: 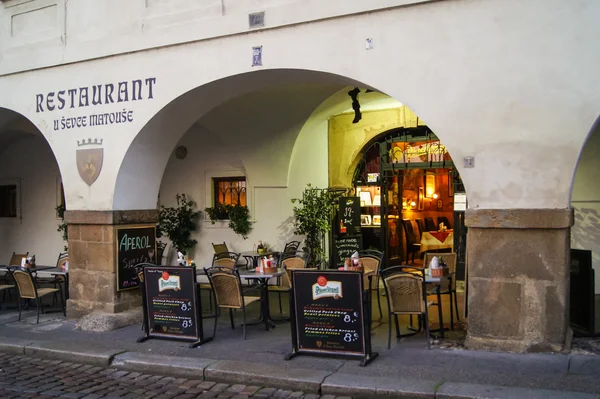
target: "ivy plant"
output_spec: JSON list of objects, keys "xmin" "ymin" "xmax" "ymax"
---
[
  {"xmin": 205, "ymin": 203, "xmax": 252, "ymax": 239},
  {"xmin": 157, "ymin": 193, "xmax": 201, "ymax": 255}
]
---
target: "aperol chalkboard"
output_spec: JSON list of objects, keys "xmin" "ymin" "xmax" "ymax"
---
[{"xmin": 116, "ymin": 225, "xmax": 157, "ymax": 291}]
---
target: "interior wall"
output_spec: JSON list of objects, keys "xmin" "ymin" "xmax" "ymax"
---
[
  {"xmin": 571, "ymin": 124, "xmax": 600, "ymax": 294},
  {"xmin": 0, "ymin": 136, "xmax": 65, "ymax": 265}
]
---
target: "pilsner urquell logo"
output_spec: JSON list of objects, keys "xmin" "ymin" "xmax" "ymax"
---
[
  {"xmin": 312, "ymin": 276, "xmax": 342, "ymax": 300},
  {"xmin": 159, "ymin": 271, "xmax": 181, "ymax": 292}
]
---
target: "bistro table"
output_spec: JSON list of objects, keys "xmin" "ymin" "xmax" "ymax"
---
[
  {"xmin": 238, "ymin": 269, "xmax": 285, "ymax": 331},
  {"xmin": 239, "ymin": 250, "xmax": 278, "ymax": 269},
  {"xmin": 196, "ymin": 268, "xmax": 285, "ymax": 331},
  {"xmin": 0, "ymin": 265, "xmax": 69, "ymax": 307}
]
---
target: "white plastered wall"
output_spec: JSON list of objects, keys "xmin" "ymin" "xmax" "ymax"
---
[
  {"xmin": 0, "ymin": 0, "xmax": 596, "ymax": 216},
  {"xmin": 0, "ymin": 136, "xmax": 65, "ymax": 265}
]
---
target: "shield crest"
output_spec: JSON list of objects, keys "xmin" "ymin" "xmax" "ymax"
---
[
  {"xmin": 316, "ymin": 340, "xmax": 323, "ymax": 348},
  {"xmin": 76, "ymin": 148, "xmax": 103, "ymax": 186}
]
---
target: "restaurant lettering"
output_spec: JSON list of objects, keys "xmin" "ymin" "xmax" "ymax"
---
[{"xmin": 35, "ymin": 77, "xmax": 157, "ymax": 131}]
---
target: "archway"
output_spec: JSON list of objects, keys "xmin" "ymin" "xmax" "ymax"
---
[
  {"xmin": 0, "ymin": 108, "xmax": 67, "ymax": 265},
  {"xmin": 570, "ymin": 115, "xmax": 600, "ymax": 337}
]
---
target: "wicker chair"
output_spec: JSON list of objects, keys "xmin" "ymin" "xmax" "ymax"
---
[
  {"xmin": 204, "ymin": 266, "xmax": 261, "ymax": 340},
  {"xmin": 424, "ymin": 252, "xmax": 459, "ymax": 329},
  {"xmin": 1, "ymin": 252, "xmax": 29, "ymax": 301},
  {"xmin": 269, "ymin": 266, "xmax": 318, "ymax": 314},
  {"xmin": 358, "ymin": 249, "xmax": 384, "ymax": 320},
  {"xmin": 9, "ymin": 267, "xmax": 65, "ymax": 324},
  {"xmin": 199, "ymin": 253, "xmax": 241, "ymax": 313},
  {"xmin": 280, "ymin": 250, "xmax": 310, "ymax": 269},
  {"xmin": 380, "ymin": 266, "xmax": 442, "ymax": 349},
  {"xmin": 212, "ymin": 242, "xmax": 230, "ymax": 259}
]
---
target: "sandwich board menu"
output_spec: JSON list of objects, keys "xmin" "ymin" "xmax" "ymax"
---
[
  {"xmin": 285, "ymin": 269, "xmax": 377, "ymax": 366},
  {"xmin": 137, "ymin": 265, "xmax": 212, "ymax": 348}
]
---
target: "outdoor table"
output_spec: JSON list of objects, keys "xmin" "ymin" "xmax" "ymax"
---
[
  {"xmin": 239, "ymin": 250, "xmax": 278, "ymax": 269},
  {"xmin": 420, "ymin": 230, "xmax": 454, "ymax": 254},
  {"xmin": 238, "ymin": 269, "xmax": 285, "ymax": 331},
  {"xmin": 35, "ymin": 267, "xmax": 70, "ymax": 300}
]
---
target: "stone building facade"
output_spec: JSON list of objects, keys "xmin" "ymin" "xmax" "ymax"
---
[{"xmin": 0, "ymin": 0, "xmax": 599, "ymax": 352}]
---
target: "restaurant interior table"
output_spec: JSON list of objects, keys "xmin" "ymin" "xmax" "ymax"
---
[{"xmin": 420, "ymin": 230, "xmax": 454, "ymax": 254}]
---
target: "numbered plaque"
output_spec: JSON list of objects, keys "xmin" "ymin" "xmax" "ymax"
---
[
  {"xmin": 339, "ymin": 197, "xmax": 361, "ymax": 235},
  {"xmin": 143, "ymin": 266, "xmax": 200, "ymax": 340}
]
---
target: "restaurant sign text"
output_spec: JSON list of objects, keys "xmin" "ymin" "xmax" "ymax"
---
[{"xmin": 35, "ymin": 77, "xmax": 157, "ymax": 131}]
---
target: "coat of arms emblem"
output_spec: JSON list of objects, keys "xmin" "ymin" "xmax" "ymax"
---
[{"xmin": 76, "ymin": 138, "xmax": 104, "ymax": 186}]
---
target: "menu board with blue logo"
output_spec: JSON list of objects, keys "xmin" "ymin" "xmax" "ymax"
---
[{"xmin": 285, "ymin": 270, "xmax": 377, "ymax": 366}]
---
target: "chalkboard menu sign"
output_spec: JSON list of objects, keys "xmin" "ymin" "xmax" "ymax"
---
[
  {"xmin": 116, "ymin": 225, "xmax": 157, "ymax": 291},
  {"xmin": 333, "ymin": 235, "xmax": 362, "ymax": 268},
  {"xmin": 285, "ymin": 269, "xmax": 377, "ymax": 366},
  {"xmin": 339, "ymin": 197, "xmax": 361, "ymax": 235},
  {"xmin": 137, "ymin": 265, "xmax": 210, "ymax": 347}
]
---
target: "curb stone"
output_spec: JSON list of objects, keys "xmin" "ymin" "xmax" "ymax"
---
[
  {"xmin": 321, "ymin": 372, "xmax": 437, "ymax": 398},
  {"xmin": 205, "ymin": 359, "xmax": 329, "ymax": 393},
  {"xmin": 23, "ymin": 341, "xmax": 126, "ymax": 367},
  {"xmin": 435, "ymin": 382, "xmax": 598, "ymax": 399},
  {"xmin": 112, "ymin": 351, "xmax": 218, "ymax": 379},
  {"xmin": 0, "ymin": 337, "xmax": 34, "ymax": 355}
]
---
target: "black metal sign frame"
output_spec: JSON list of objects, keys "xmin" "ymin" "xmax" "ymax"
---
[
  {"xmin": 285, "ymin": 269, "xmax": 378, "ymax": 366},
  {"xmin": 137, "ymin": 264, "xmax": 212, "ymax": 348}
]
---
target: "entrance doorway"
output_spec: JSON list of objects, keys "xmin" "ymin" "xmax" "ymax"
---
[{"xmin": 350, "ymin": 127, "xmax": 467, "ymax": 281}]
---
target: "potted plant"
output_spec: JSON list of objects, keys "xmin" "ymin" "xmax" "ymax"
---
[
  {"xmin": 205, "ymin": 203, "xmax": 252, "ymax": 239},
  {"xmin": 291, "ymin": 184, "xmax": 334, "ymax": 267},
  {"xmin": 157, "ymin": 193, "xmax": 201, "ymax": 256}
]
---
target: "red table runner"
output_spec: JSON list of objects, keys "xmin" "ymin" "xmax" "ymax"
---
[{"xmin": 429, "ymin": 230, "xmax": 453, "ymax": 243}]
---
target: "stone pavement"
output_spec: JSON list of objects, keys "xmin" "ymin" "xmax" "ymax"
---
[
  {"xmin": 1, "ymin": 295, "xmax": 600, "ymax": 398},
  {"xmin": 0, "ymin": 353, "xmax": 349, "ymax": 399}
]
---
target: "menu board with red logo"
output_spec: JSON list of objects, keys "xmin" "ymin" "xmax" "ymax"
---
[
  {"xmin": 287, "ymin": 270, "xmax": 377, "ymax": 365},
  {"xmin": 142, "ymin": 266, "xmax": 201, "ymax": 341}
]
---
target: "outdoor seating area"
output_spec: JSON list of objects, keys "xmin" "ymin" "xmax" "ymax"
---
[
  {"xmin": 0, "ymin": 252, "xmax": 68, "ymax": 324},
  {"xmin": 171, "ymin": 241, "xmax": 465, "ymax": 349}
]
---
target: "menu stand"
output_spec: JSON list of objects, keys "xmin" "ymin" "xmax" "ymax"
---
[
  {"xmin": 137, "ymin": 264, "xmax": 212, "ymax": 348},
  {"xmin": 285, "ymin": 269, "xmax": 378, "ymax": 367}
]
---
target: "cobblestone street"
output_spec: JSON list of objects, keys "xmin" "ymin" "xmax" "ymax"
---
[{"xmin": 0, "ymin": 353, "xmax": 350, "ymax": 399}]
